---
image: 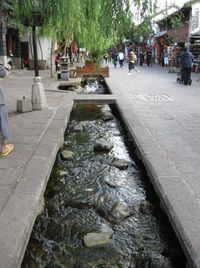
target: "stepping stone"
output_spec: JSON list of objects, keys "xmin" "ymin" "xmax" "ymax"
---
[
  {"xmin": 60, "ymin": 150, "xmax": 74, "ymax": 160},
  {"xmin": 83, "ymin": 232, "xmax": 113, "ymax": 247},
  {"xmin": 112, "ymin": 159, "xmax": 129, "ymax": 170},
  {"xmin": 94, "ymin": 138, "xmax": 113, "ymax": 152}
]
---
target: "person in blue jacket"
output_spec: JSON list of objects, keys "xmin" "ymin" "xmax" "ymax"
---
[{"xmin": 180, "ymin": 47, "xmax": 194, "ymax": 85}]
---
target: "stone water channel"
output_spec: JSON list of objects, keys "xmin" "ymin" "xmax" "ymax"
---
[
  {"xmin": 58, "ymin": 75, "xmax": 108, "ymax": 94},
  {"xmin": 22, "ymin": 79, "xmax": 186, "ymax": 268}
]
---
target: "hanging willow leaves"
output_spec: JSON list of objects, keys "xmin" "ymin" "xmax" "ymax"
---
[{"xmin": 13, "ymin": 0, "xmax": 157, "ymax": 55}]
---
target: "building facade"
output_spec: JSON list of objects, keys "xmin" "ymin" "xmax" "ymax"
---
[
  {"xmin": 154, "ymin": 0, "xmax": 200, "ymax": 71},
  {"xmin": 0, "ymin": 0, "xmax": 21, "ymax": 68},
  {"xmin": 190, "ymin": 1, "xmax": 200, "ymax": 72},
  {"xmin": 154, "ymin": 2, "xmax": 191, "ymax": 67}
]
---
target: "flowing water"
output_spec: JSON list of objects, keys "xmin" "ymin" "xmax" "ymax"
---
[
  {"xmin": 58, "ymin": 75, "xmax": 107, "ymax": 94},
  {"xmin": 81, "ymin": 76, "xmax": 107, "ymax": 94},
  {"xmin": 22, "ymin": 103, "xmax": 186, "ymax": 268}
]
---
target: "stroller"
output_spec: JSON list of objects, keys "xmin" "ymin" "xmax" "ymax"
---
[{"xmin": 177, "ymin": 68, "xmax": 192, "ymax": 85}]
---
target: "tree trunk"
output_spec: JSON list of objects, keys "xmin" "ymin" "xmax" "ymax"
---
[
  {"xmin": 50, "ymin": 40, "xmax": 55, "ymax": 78},
  {"xmin": 38, "ymin": 35, "xmax": 43, "ymax": 60}
]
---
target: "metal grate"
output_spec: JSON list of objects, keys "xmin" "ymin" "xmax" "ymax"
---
[{"xmin": 135, "ymin": 94, "xmax": 174, "ymax": 101}]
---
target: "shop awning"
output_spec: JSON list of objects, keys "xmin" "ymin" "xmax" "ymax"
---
[
  {"xmin": 191, "ymin": 27, "xmax": 200, "ymax": 36},
  {"xmin": 190, "ymin": 27, "xmax": 200, "ymax": 38},
  {"xmin": 167, "ymin": 24, "xmax": 189, "ymax": 43},
  {"xmin": 154, "ymin": 30, "xmax": 167, "ymax": 38}
]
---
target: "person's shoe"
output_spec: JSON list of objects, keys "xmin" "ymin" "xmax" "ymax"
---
[
  {"xmin": 127, "ymin": 73, "xmax": 131, "ymax": 75},
  {"xmin": 0, "ymin": 144, "xmax": 14, "ymax": 156}
]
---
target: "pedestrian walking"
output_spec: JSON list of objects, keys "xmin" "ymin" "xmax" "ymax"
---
[
  {"xmin": 146, "ymin": 49, "xmax": 152, "ymax": 66},
  {"xmin": 180, "ymin": 47, "xmax": 194, "ymax": 85},
  {"xmin": 139, "ymin": 50, "xmax": 145, "ymax": 66},
  {"xmin": 103, "ymin": 52, "xmax": 109, "ymax": 65},
  {"xmin": 127, "ymin": 50, "xmax": 139, "ymax": 74},
  {"xmin": 7, "ymin": 50, "xmax": 13, "ymax": 69},
  {"xmin": 112, "ymin": 49, "xmax": 118, "ymax": 68},
  {"xmin": 0, "ymin": 64, "xmax": 14, "ymax": 156},
  {"xmin": 163, "ymin": 48, "xmax": 169, "ymax": 67},
  {"xmin": 55, "ymin": 51, "xmax": 61, "ymax": 72},
  {"xmin": 118, "ymin": 50, "xmax": 125, "ymax": 68}
]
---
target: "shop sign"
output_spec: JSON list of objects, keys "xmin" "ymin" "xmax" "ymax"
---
[{"xmin": 191, "ymin": 5, "xmax": 200, "ymax": 32}]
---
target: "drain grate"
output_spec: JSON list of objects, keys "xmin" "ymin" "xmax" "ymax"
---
[{"xmin": 135, "ymin": 94, "xmax": 174, "ymax": 101}]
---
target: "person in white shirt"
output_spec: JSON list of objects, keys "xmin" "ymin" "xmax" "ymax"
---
[{"xmin": 118, "ymin": 50, "xmax": 125, "ymax": 68}]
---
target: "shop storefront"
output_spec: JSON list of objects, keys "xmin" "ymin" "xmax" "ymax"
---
[
  {"xmin": 189, "ymin": 2, "xmax": 200, "ymax": 72},
  {"xmin": 154, "ymin": 31, "xmax": 167, "ymax": 65},
  {"xmin": 190, "ymin": 27, "xmax": 200, "ymax": 73},
  {"xmin": 190, "ymin": 32, "xmax": 200, "ymax": 73}
]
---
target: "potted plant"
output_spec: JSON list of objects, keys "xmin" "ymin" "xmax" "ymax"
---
[{"xmin": 76, "ymin": 48, "xmax": 109, "ymax": 77}]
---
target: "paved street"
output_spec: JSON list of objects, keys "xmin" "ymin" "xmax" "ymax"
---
[{"xmin": 0, "ymin": 64, "xmax": 200, "ymax": 267}]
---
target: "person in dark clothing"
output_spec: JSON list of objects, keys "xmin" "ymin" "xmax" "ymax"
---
[
  {"xmin": 180, "ymin": 48, "xmax": 194, "ymax": 85},
  {"xmin": 55, "ymin": 52, "xmax": 61, "ymax": 72},
  {"xmin": 146, "ymin": 50, "xmax": 152, "ymax": 66},
  {"xmin": 112, "ymin": 49, "xmax": 118, "ymax": 68},
  {"xmin": 139, "ymin": 51, "xmax": 144, "ymax": 66}
]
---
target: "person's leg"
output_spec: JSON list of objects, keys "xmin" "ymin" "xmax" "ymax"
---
[
  {"xmin": 164, "ymin": 57, "xmax": 168, "ymax": 66},
  {"xmin": 0, "ymin": 105, "xmax": 14, "ymax": 156},
  {"xmin": 182, "ymin": 68, "xmax": 188, "ymax": 85},
  {"xmin": 188, "ymin": 67, "xmax": 192, "ymax": 85},
  {"xmin": 127, "ymin": 62, "xmax": 132, "ymax": 74}
]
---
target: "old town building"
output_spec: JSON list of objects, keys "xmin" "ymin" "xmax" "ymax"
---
[
  {"xmin": 0, "ymin": 0, "xmax": 21, "ymax": 68},
  {"xmin": 154, "ymin": 0, "xmax": 200, "ymax": 72}
]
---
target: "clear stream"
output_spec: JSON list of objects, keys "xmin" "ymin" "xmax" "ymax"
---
[{"xmin": 22, "ymin": 80, "xmax": 186, "ymax": 268}]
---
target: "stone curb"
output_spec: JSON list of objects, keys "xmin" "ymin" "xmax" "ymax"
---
[
  {"xmin": 114, "ymin": 99, "xmax": 200, "ymax": 268},
  {"xmin": 0, "ymin": 95, "xmax": 73, "ymax": 268}
]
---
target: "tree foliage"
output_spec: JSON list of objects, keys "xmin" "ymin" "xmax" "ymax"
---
[{"xmin": 13, "ymin": 0, "xmax": 156, "ymax": 54}]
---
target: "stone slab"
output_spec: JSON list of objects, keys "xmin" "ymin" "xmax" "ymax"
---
[{"xmin": 16, "ymin": 99, "xmax": 32, "ymax": 113}]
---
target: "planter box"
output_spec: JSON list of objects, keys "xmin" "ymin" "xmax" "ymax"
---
[
  {"xmin": 76, "ymin": 63, "xmax": 109, "ymax": 77},
  {"xmin": 29, "ymin": 59, "xmax": 47, "ymax": 70}
]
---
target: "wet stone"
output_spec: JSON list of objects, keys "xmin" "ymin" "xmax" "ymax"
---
[
  {"xmin": 110, "ymin": 202, "xmax": 132, "ymax": 222},
  {"xmin": 83, "ymin": 232, "xmax": 113, "ymax": 247},
  {"xmin": 95, "ymin": 192, "xmax": 117, "ymax": 219},
  {"xmin": 112, "ymin": 159, "xmax": 129, "ymax": 170},
  {"xmin": 58, "ymin": 170, "xmax": 68, "ymax": 176},
  {"xmin": 94, "ymin": 138, "xmax": 114, "ymax": 152},
  {"xmin": 74, "ymin": 123, "xmax": 84, "ymax": 131},
  {"xmin": 105, "ymin": 180, "xmax": 119, "ymax": 188},
  {"xmin": 139, "ymin": 201, "xmax": 152, "ymax": 214},
  {"xmin": 64, "ymin": 140, "xmax": 71, "ymax": 146},
  {"xmin": 103, "ymin": 112, "xmax": 113, "ymax": 121},
  {"xmin": 60, "ymin": 150, "xmax": 74, "ymax": 160}
]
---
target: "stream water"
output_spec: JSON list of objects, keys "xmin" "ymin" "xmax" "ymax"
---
[
  {"xmin": 81, "ymin": 76, "xmax": 107, "ymax": 94},
  {"xmin": 22, "ymin": 102, "xmax": 186, "ymax": 268}
]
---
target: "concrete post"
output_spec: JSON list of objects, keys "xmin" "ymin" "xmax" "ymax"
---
[{"xmin": 32, "ymin": 76, "xmax": 47, "ymax": 110}]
